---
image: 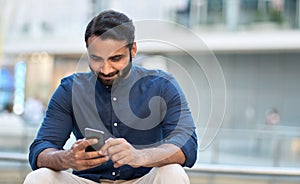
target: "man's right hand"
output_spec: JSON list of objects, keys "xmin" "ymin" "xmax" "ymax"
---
[
  {"xmin": 37, "ymin": 139, "xmax": 109, "ymax": 171},
  {"xmin": 66, "ymin": 139, "xmax": 109, "ymax": 171}
]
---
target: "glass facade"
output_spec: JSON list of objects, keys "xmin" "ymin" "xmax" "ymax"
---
[{"xmin": 175, "ymin": 0, "xmax": 300, "ymax": 31}]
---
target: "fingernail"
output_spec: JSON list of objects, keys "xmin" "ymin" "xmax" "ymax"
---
[
  {"xmin": 105, "ymin": 137, "xmax": 112, "ymax": 143},
  {"xmin": 99, "ymin": 150, "xmax": 107, "ymax": 156}
]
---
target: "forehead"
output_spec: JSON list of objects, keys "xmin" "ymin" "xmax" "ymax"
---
[{"xmin": 87, "ymin": 36, "xmax": 128, "ymax": 56}]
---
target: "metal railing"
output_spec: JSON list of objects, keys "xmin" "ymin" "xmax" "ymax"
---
[
  {"xmin": 186, "ymin": 164, "xmax": 300, "ymax": 177},
  {"xmin": 0, "ymin": 152, "xmax": 28, "ymax": 162}
]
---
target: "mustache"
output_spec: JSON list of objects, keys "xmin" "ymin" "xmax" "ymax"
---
[{"xmin": 97, "ymin": 70, "xmax": 119, "ymax": 78}]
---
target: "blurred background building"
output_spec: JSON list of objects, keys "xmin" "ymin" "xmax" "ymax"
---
[{"xmin": 1, "ymin": 0, "xmax": 300, "ymax": 183}]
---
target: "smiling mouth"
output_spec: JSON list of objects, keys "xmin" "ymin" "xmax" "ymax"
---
[
  {"xmin": 98, "ymin": 71, "xmax": 119, "ymax": 80},
  {"xmin": 100, "ymin": 75, "xmax": 116, "ymax": 80}
]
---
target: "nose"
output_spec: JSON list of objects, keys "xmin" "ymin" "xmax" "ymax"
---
[{"xmin": 100, "ymin": 61, "xmax": 113, "ymax": 75}]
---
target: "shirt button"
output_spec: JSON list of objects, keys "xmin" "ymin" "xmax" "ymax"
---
[
  {"xmin": 112, "ymin": 172, "xmax": 116, "ymax": 176},
  {"xmin": 112, "ymin": 97, "xmax": 117, "ymax": 101},
  {"xmin": 113, "ymin": 122, "xmax": 118, "ymax": 127}
]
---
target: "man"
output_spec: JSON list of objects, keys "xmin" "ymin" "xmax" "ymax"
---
[{"xmin": 24, "ymin": 10, "xmax": 197, "ymax": 184}]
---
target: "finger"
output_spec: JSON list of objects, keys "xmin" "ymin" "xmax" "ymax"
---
[
  {"xmin": 82, "ymin": 150, "xmax": 107, "ymax": 160},
  {"xmin": 99, "ymin": 137, "xmax": 115, "ymax": 155},
  {"xmin": 86, "ymin": 138, "xmax": 98, "ymax": 145},
  {"xmin": 107, "ymin": 142, "xmax": 128, "ymax": 158},
  {"xmin": 113, "ymin": 157, "xmax": 127, "ymax": 168},
  {"xmin": 107, "ymin": 138, "xmax": 133, "ymax": 158},
  {"xmin": 114, "ymin": 162, "xmax": 122, "ymax": 168},
  {"xmin": 82, "ymin": 156, "xmax": 110, "ymax": 167},
  {"xmin": 73, "ymin": 139, "xmax": 98, "ymax": 151},
  {"xmin": 100, "ymin": 138, "xmax": 125, "ymax": 155},
  {"xmin": 113, "ymin": 156, "xmax": 140, "ymax": 168},
  {"xmin": 74, "ymin": 156, "xmax": 110, "ymax": 171},
  {"xmin": 75, "ymin": 139, "xmax": 84, "ymax": 144},
  {"xmin": 110, "ymin": 143, "xmax": 128, "ymax": 159}
]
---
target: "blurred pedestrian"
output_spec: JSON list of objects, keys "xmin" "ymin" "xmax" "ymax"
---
[{"xmin": 23, "ymin": 96, "xmax": 44, "ymax": 125}]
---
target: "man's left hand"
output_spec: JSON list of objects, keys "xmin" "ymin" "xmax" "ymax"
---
[{"xmin": 100, "ymin": 138, "xmax": 144, "ymax": 168}]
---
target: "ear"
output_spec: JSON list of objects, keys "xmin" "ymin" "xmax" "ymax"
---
[{"xmin": 131, "ymin": 42, "xmax": 137, "ymax": 58}]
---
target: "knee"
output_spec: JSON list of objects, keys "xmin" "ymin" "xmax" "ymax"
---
[
  {"xmin": 155, "ymin": 164, "xmax": 189, "ymax": 183},
  {"xmin": 23, "ymin": 168, "xmax": 56, "ymax": 184},
  {"xmin": 156, "ymin": 164, "xmax": 186, "ymax": 175}
]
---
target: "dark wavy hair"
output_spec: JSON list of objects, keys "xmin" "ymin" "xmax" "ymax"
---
[{"xmin": 84, "ymin": 10, "xmax": 135, "ymax": 48}]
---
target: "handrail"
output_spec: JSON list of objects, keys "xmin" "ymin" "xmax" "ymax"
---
[
  {"xmin": 186, "ymin": 164, "xmax": 300, "ymax": 177},
  {"xmin": 217, "ymin": 126, "xmax": 300, "ymax": 138},
  {"xmin": 0, "ymin": 152, "xmax": 28, "ymax": 162}
]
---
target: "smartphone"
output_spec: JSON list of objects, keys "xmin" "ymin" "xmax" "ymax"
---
[{"xmin": 85, "ymin": 128, "xmax": 105, "ymax": 152}]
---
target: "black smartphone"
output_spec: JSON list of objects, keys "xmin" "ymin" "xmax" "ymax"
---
[{"xmin": 85, "ymin": 128, "xmax": 105, "ymax": 152}]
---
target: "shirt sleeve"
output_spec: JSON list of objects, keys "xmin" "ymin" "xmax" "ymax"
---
[
  {"xmin": 29, "ymin": 77, "xmax": 74, "ymax": 170},
  {"xmin": 161, "ymin": 74, "xmax": 198, "ymax": 168}
]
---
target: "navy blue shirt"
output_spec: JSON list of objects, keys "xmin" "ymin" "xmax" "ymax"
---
[{"xmin": 29, "ymin": 65, "xmax": 197, "ymax": 182}]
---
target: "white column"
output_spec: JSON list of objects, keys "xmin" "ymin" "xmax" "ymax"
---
[
  {"xmin": 226, "ymin": 0, "xmax": 240, "ymax": 31},
  {"xmin": 297, "ymin": 0, "xmax": 300, "ymax": 28},
  {"xmin": 189, "ymin": 0, "xmax": 208, "ymax": 27}
]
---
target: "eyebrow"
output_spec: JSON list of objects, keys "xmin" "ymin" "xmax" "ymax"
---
[
  {"xmin": 108, "ymin": 54, "xmax": 124, "ymax": 59},
  {"xmin": 90, "ymin": 54, "xmax": 103, "ymax": 60},
  {"xmin": 90, "ymin": 54, "xmax": 124, "ymax": 60}
]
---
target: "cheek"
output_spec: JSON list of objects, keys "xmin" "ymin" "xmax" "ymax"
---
[
  {"xmin": 115, "ymin": 58, "xmax": 130, "ymax": 70},
  {"xmin": 89, "ymin": 61, "xmax": 101, "ymax": 70},
  {"xmin": 114, "ymin": 63, "xmax": 125, "ymax": 71}
]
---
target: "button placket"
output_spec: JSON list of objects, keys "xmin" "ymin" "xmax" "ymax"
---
[{"xmin": 111, "ymin": 91, "xmax": 120, "ymax": 135}]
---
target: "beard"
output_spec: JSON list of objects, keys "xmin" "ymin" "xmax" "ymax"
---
[
  {"xmin": 89, "ymin": 62, "xmax": 132, "ymax": 86},
  {"xmin": 97, "ymin": 70, "xmax": 119, "ymax": 86},
  {"xmin": 98, "ymin": 78, "xmax": 114, "ymax": 86},
  {"xmin": 89, "ymin": 65, "xmax": 119, "ymax": 86},
  {"xmin": 97, "ymin": 70, "xmax": 120, "ymax": 86}
]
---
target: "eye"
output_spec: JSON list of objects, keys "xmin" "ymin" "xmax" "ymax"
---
[
  {"xmin": 110, "ymin": 55, "xmax": 123, "ymax": 62},
  {"xmin": 90, "ymin": 55, "xmax": 103, "ymax": 62}
]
